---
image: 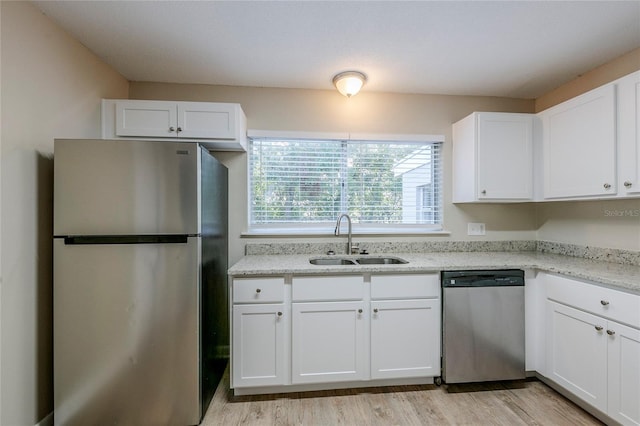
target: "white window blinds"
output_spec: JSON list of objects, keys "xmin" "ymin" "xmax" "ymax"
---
[{"xmin": 249, "ymin": 137, "xmax": 443, "ymax": 233}]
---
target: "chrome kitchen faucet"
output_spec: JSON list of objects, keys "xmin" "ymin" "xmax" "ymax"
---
[{"xmin": 334, "ymin": 213, "xmax": 355, "ymax": 255}]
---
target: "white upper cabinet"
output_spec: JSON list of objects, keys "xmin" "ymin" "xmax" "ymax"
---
[
  {"xmin": 540, "ymin": 84, "xmax": 617, "ymax": 199},
  {"xmin": 102, "ymin": 99, "xmax": 247, "ymax": 151},
  {"xmin": 115, "ymin": 100, "xmax": 177, "ymax": 138},
  {"xmin": 453, "ymin": 112, "xmax": 534, "ymax": 202},
  {"xmin": 617, "ymin": 71, "xmax": 640, "ymax": 196}
]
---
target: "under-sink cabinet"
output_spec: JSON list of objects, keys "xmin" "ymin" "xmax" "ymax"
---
[
  {"xmin": 543, "ymin": 273, "xmax": 640, "ymax": 425},
  {"xmin": 291, "ymin": 276, "xmax": 366, "ymax": 384},
  {"xmin": 230, "ymin": 273, "xmax": 441, "ymax": 394}
]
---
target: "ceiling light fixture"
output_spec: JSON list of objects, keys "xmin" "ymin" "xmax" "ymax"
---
[{"xmin": 332, "ymin": 71, "xmax": 367, "ymax": 97}]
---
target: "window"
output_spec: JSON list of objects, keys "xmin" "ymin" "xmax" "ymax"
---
[{"xmin": 248, "ymin": 135, "xmax": 443, "ymax": 234}]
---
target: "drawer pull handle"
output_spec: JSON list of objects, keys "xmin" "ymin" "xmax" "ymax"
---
[
  {"xmin": 256, "ymin": 288, "xmax": 261, "ymax": 293},
  {"xmin": 373, "ymin": 308, "xmax": 379, "ymax": 313},
  {"xmin": 277, "ymin": 311, "xmax": 283, "ymax": 317},
  {"xmin": 603, "ymin": 183, "xmax": 611, "ymax": 189},
  {"xmin": 607, "ymin": 329, "xmax": 615, "ymax": 336},
  {"xmin": 624, "ymin": 181, "xmax": 633, "ymax": 188},
  {"xmin": 595, "ymin": 325, "xmax": 603, "ymax": 331},
  {"xmin": 600, "ymin": 300, "xmax": 609, "ymax": 306},
  {"xmin": 357, "ymin": 309, "xmax": 363, "ymax": 314}
]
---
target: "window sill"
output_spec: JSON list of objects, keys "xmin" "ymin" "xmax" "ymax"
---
[{"xmin": 241, "ymin": 228, "xmax": 451, "ymax": 238}]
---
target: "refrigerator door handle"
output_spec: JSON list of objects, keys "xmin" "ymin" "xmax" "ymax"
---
[{"xmin": 63, "ymin": 235, "xmax": 189, "ymax": 245}]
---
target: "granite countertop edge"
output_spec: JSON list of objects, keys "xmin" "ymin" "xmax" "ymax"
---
[{"xmin": 228, "ymin": 251, "xmax": 640, "ymax": 294}]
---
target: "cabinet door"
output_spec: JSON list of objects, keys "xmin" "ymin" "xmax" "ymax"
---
[
  {"xmin": 178, "ymin": 102, "xmax": 237, "ymax": 139},
  {"xmin": 291, "ymin": 301, "xmax": 366, "ymax": 384},
  {"xmin": 546, "ymin": 301, "xmax": 607, "ymax": 412},
  {"xmin": 232, "ymin": 304, "xmax": 286, "ymax": 388},
  {"xmin": 370, "ymin": 299, "xmax": 440, "ymax": 379},
  {"xmin": 543, "ymin": 84, "xmax": 616, "ymax": 199},
  {"xmin": 477, "ymin": 113, "xmax": 533, "ymax": 199},
  {"xmin": 115, "ymin": 100, "xmax": 178, "ymax": 138},
  {"xmin": 608, "ymin": 321, "xmax": 640, "ymax": 425},
  {"xmin": 618, "ymin": 71, "xmax": 640, "ymax": 195}
]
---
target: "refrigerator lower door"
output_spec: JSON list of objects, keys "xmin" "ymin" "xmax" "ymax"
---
[{"xmin": 53, "ymin": 237, "xmax": 201, "ymax": 426}]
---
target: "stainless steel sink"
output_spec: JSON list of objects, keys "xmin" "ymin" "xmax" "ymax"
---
[
  {"xmin": 356, "ymin": 256, "xmax": 408, "ymax": 265},
  {"xmin": 309, "ymin": 258, "xmax": 357, "ymax": 265},
  {"xmin": 309, "ymin": 256, "xmax": 408, "ymax": 265}
]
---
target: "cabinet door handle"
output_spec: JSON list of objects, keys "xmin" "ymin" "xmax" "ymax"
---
[
  {"xmin": 357, "ymin": 309, "xmax": 363, "ymax": 314},
  {"xmin": 603, "ymin": 183, "xmax": 611, "ymax": 189},
  {"xmin": 255, "ymin": 288, "xmax": 261, "ymax": 293},
  {"xmin": 169, "ymin": 126, "xmax": 176, "ymax": 132},
  {"xmin": 600, "ymin": 300, "xmax": 609, "ymax": 306},
  {"xmin": 481, "ymin": 190, "xmax": 487, "ymax": 195},
  {"xmin": 373, "ymin": 308, "xmax": 379, "ymax": 313},
  {"xmin": 606, "ymin": 329, "xmax": 615, "ymax": 336},
  {"xmin": 277, "ymin": 311, "xmax": 283, "ymax": 317},
  {"xmin": 177, "ymin": 126, "xmax": 182, "ymax": 133},
  {"xmin": 624, "ymin": 181, "xmax": 633, "ymax": 188},
  {"xmin": 595, "ymin": 325, "xmax": 603, "ymax": 331}
]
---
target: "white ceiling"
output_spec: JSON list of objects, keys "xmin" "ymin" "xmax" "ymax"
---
[{"xmin": 32, "ymin": 1, "xmax": 640, "ymax": 99}]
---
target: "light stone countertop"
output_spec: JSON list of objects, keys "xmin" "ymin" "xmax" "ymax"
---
[{"xmin": 228, "ymin": 251, "xmax": 640, "ymax": 294}]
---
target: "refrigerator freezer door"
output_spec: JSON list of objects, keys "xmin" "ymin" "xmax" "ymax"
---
[
  {"xmin": 53, "ymin": 238, "xmax": 201, "ymax": 426},
  {"xmin": 54, "ymin": 139, "xmax": 200, "ymax": 236}
]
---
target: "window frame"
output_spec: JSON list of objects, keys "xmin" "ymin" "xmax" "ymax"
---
[{"xmin": 245, "ymin": 130, "xmax": 446, "ymax": 236}]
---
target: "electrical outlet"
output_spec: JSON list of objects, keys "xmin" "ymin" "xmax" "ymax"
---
[{"xmin": 467, "ymin": 223, "xmax": 486, "ymax": 236}]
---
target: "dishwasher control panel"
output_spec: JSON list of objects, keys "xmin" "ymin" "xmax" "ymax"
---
[{"xmin": 441, "ymin": 269, "xmax": 524, "ymax": 287}]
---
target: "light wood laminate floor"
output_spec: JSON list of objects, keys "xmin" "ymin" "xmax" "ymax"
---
[{"xmin": 201, "ymin": 368, "xmax": 602, "ymax": 425}]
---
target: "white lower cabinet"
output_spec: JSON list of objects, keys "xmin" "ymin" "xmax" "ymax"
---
[
  {"xmin": 546, "ymin": 301, "xmax": 608, "ymax": 412},
  {"xmin": 291, "ymin": 301, "xmax": 366, "ymax": 384},
  {"xmin": 608, "ymin": 322, "xmax": 640, "ymax": 425},
  {"xmin": 231, "ymin": 273, "xmax": 441, "ymax": 393},
  {"xmin": 232, "ymin": 303, "xmax": 286, "ymax": 388},
  {"xmin": 231, "ymin": 277, "xmax": 287, "ymax": 388},
  {"xmin": 370, "ymin": 299, "xmax": 440, "ymax": 379},
  {"xmin": 544, "ymin": 273, "xmax": 640, "ymax": 425},
  {"xmin": 369, "ymin": 273, "xmax": 441, "ymax": 380}
]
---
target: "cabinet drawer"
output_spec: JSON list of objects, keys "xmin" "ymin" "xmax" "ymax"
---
[
  {"xmin": 371, "ymin": 274, "xmax": 440, "ymax": 299},
  {"xmin": 293, "ymin": 276, "xmax": 363, "ymax": 302},
  {"xmin": 233, "ymin": 277, "xmax": 285, "ymax": 303},
  {"xmin": 545, "ymin": 273, "xmax": 640, "ymax": 328}
]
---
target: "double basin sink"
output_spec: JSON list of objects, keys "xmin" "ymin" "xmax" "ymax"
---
[{"xmin": 310, "ymin": 256, "xmax": 408, "ymax": 266}]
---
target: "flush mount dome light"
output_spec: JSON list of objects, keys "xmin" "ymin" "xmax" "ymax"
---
[{"xmin": 333, "ymin": 71, "xmax": 367, "ymax": 97}]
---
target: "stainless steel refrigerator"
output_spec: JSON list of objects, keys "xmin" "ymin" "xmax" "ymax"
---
[{"xmin": 53, "ymin": 139, "xmax": 228, "ymax": 425}]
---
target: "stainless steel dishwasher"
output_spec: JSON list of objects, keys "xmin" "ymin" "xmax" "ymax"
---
[{"xmin": 441, "ymin": 270, "xmax": 525, "ymax": 384}]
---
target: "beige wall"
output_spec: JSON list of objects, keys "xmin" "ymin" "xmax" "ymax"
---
[
  {"xmin": 130, "ymin": 83, "xmax": 537, "ymax": 264},
  {"xmin": 0, "ymin": 2, "xmax": 128, "ymax": 424},
  {"xmin": 535, "ymin": 48, "xmax": 640, "ymax": 251},
  {"xmin": 536, "ymin": 47, "xmax": 640, "ymax": 112}
]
